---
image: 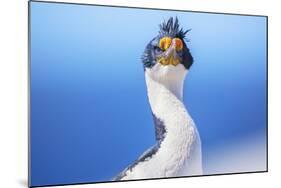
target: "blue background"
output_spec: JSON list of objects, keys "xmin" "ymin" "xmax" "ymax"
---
[{"xmin": 30, "ymin": 1, "xmax": 267, "ymax": 186}]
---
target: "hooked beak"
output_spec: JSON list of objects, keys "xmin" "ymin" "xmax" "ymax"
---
[{"xmin": 158, "ymin": 39, "xmax": 181, "ymax": 66}]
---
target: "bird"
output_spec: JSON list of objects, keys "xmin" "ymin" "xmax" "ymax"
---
[{"xmin": 113, "ymin": 17, "xmax": 202, "ymax": 181}]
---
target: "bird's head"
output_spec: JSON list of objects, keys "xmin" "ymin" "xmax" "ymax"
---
[{"xmin": 141, "ymin": 17, "xmax": 193, "ymax": 83}]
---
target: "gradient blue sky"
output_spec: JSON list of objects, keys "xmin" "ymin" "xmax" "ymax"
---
[{"xmin": 30, "ymin": 1, "xmax": 267, "ymax": 186}]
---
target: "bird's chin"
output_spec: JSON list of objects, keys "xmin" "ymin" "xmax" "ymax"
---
[{"xmin": 146, "ymin": 62, "xmax": 187, "ymax": 83}]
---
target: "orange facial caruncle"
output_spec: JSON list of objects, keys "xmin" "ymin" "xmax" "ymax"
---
[{"xmin": 158, "ymin": 37, "xmax": 183, "ymax": 66}]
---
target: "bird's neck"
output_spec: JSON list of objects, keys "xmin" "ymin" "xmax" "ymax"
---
[
  {"xmin": 145, "ymin": 70, "xmax": 197, "ymax": 175},
  {"xmin": 145, "ymin": 69, "xmax": 194, "ymax": 135}
]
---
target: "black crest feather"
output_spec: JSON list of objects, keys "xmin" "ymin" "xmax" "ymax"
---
[{"xmin": 159, "ymin": 17, "xmax": 190, "ymax": 39}]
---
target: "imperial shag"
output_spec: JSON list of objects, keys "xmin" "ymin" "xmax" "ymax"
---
[{"xmin": 113, "ymin": 17, "xmax": 202, "ymax": 180}]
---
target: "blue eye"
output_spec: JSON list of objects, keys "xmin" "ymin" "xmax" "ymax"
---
[{"xmin": 154, "ymin": 46, "xmax": 163, "ymax": 53}]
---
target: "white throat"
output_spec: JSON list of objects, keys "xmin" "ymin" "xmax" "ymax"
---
[{"xmin": 145, "ymin": 63, "xmax": 187, "ymax": 101}]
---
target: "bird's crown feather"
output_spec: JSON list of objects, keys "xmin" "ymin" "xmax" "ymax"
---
[{"xmin": 159, "ymin": 17, "xmax": 190, "ymax": 39}]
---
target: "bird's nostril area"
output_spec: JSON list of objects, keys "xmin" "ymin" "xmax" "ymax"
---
[{"xmin": 163, "ymin": 45, "xmax": 177, "ymax": 59}]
